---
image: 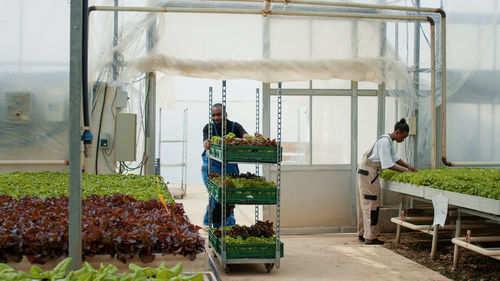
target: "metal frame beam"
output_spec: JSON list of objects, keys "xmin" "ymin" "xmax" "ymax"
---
[{"xmin": 69, "ymin": 0, "xmax": 83, "ymax": 270}]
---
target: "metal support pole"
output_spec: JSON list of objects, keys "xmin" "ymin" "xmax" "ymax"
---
[
  {"xmin": 221, "ymin": 80, "xmax": 227, "ymax": 270},
  {"xmin": 430, "ymin": 224, "xmax": 439, "ymax": 259},
  {"xmin": 208, "ymin": 87, "xmax": 213, "ymax": 228},
  {"xmin": 378, "ymin": 20, "xmax": 386, "ymax": 137},
  {"xmin": 157, "ymin": 108, "xmax": 162, "ymax": 175},
  {"xmin": 453, "ymin": 211, "xmax": 461, "ymax": 269},
  {"xmin": 275, "ymin": 82, "xmax": 282, "ymax": 269},
  {"xmin": 350, "ymin": 81, "xmax": 358, "ymax": 224},
  {"xmin": 145, "ymin": 15, "xmax": 157, "ymax": 174},
  {"xmin": 255, "ymin": 88, "xmax": 260, "ymax": 223},
  {"xmin": 395, "ymin": 197, "xmax": 403, "ymax": 244},
  {"xmin": 182, "ymin": 109, "xmax": 188, "ymax": 192},
  {"xmin": 69, "ymin": 0, "xmax": 83, "ymax": 270}
]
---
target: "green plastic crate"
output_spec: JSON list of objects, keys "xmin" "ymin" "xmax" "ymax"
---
[
  {"xmin": 210, "ymin": 144, "xmax": 282, "ymax": 163},
  {"xmin": 209, "ymin": 230, "xmax": 284, "ymax": 259},
  {"xmin": 207, "ymin": 179, "xmax": 277, "ymax": 204}
]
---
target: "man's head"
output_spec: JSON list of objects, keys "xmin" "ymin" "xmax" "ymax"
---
[
  {"xmin": 211, "ymin": 103, "xmax": 227, "ymax": 125},
  {"xmin": 392, "ymin": 118, "xmax": 410, "ymax": 143}
]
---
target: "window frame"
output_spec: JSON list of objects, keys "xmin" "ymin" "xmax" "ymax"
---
[{"xmin": 268, "ymin": 83, "xmax": 378, "ymax": 167}]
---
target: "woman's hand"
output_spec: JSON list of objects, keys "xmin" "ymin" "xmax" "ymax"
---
[{"xmin": 408, "ymin": 166, "xmax": 418, "ymax": 172}]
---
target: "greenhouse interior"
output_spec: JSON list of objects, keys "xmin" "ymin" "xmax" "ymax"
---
[{"xmin": 0, "ymin": 0, "xmax": 499, "ymax": 280}]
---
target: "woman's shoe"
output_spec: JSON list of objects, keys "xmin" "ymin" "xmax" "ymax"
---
[{"xmin": 365, "ymin": 238, "xmax": 384, "ymax": 245}]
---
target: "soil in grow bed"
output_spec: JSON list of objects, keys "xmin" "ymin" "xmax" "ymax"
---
[{"xmin": 381, "ymin": 232, "xmax": 500, "ymax": 281}]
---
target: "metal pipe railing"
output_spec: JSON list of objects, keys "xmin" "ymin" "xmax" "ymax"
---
[{"xmin": 452, "ymin": 237, "xmax": 500, "ymax": 257}]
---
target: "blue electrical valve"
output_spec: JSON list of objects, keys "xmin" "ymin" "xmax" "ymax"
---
[{"xmin": 81, "ymin": 130, "xmax": 93, "ymax": 144}]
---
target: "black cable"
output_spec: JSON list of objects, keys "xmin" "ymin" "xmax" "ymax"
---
[
  {"xmin": 95, "ymin": 86, "xmax": 108, "ymax": 175},
  {"xmin": 82, "ymin": 0, "xmax": 90, "ymax": 129},
  {"xmin": 101, "ymin": 149, "xmax": 118, "ymax": 174}
]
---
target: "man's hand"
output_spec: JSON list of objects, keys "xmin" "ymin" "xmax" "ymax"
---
[{"xmin": 204, "ymin": 139, "xmax": 211, "ymax": 150}]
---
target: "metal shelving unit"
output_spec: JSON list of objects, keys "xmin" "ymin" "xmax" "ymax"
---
[
  {"xmin": 159, "ymin": 108, "xmax": 188, "ymax": 198},
  {"xmin": 207, "ymin": 81, "xmax": 283, "ymax": 273}
]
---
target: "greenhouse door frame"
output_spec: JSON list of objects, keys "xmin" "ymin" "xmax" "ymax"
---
[{"xmin": 261, "ymin": 82, "xmax": 386, "ymax": 233}]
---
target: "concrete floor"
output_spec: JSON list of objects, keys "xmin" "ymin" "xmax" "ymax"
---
[{"xmin": 175, "ymin": 184, "xmax": 449, "ymax": 281}]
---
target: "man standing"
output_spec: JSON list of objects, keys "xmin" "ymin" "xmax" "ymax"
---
[{"xmin": 201, "ymin": 103, "xmax": 250, "ymax": 229}]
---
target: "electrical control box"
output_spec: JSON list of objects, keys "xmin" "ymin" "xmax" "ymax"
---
[
  {"xmin": 7, "ymin": 92, "xmax": 31, "ymax": 123},
  {"xmin": 115, "ymin": 113, "xmax": 136, "ymax": 161}
]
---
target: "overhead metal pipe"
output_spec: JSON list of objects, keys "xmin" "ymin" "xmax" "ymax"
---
[
  {"xmin": 89, "ymin": 6, "xmax": 430, "ymax": 22},
  {"xmin": 430, "ymin": 19, "xmax": 436, "ymax": 168}
]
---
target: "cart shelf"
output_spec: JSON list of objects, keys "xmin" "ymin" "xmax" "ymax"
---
[
  {"xmin": 209, "ymin": 143, "xmax": 282, "ymax": 163},
  {"xmin": 209, "ymin": 229, "xmax": 284, "ymax": 260},
  {"xmin": 207, "ymin": 179, "xmax": 277, "ymax": 205}
]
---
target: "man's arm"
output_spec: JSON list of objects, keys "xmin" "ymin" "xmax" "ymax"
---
[{"xmin": 233, "ymin": 122, "xmax": 249, "ymax": 138}]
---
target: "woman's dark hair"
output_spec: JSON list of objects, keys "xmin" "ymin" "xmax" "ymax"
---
[{"xmin": 394, "ymin": 118, "xmax": 410, "ymax": 133}]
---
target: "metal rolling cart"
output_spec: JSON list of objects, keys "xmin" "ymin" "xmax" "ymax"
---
[{"xmin": 207, "ymin": 80, "xmax": 283, "ymax": 273}]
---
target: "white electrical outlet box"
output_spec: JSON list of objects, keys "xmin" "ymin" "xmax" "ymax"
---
[
  {"xmin": 7, "ymin": 92, "xmax": 31, "ymax": 123},
  {"xmin": 100, "ymin": 133, "xmax": 111, "ymax": 149},
  {"xmin": 115, "ymin": 113, "xmax": 136, "ymax": 161},
  {"xmin": 408, "ymin": 116, "xmax": 417, "ymax": 136}
]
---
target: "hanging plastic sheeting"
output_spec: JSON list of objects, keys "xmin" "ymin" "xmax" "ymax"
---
[
  {"xmin": 0, "ymin": 0, "xmax": 70, "ymax": 172},
  {"xmin": 86, "ymin": 0, "xmax": 432, "ymax": 171},
  {"xmin": 131, "ymin": 55, "xmax": 410, "ymax": 85},
  {"xmin": 2, "ymin": 0, "xmax": 498, "ymax": 173},
  {"xmin": 90, "ymin": 2, "xmax": 416, "ymax": 90}
]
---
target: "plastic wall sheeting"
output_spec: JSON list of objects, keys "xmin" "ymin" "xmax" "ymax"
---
[
  {"xmin": 443, "ymin": 0, "xmax": 500, "ymax": 163},
  {"xmin": 97, "ymin": 7, "xmax": 412, "ymax": 89},
  {"xmin": 1, "ymin": 0, "xmax": 499, "ymax": 175},
  {"xmin": 0, "ymin": 1, "xmax": 70, "ymax": 170}
]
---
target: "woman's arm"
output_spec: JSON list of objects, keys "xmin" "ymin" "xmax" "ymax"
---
[{"xmin": 395, "ymin": 159, "xmax": 418, "ymax": 172}]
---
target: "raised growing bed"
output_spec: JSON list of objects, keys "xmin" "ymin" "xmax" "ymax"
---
[
  {"xmin": 380, "ymin": 168, "xmax": 500, "ymax": 200},
  {"xmin": 380, "ymin": 168, "xmax": 500, "ymax": 215},
  {"xmin": 0, "ymin": 171, "xmax": 174, "ymax": 202},
  {"xmin": 381, "ymin": 179, "xmax": 425, "ymax": 198},
  {"xmin": 0, "ymin": 195, "xmax": 204, "ymax": 264},
  {"xmin": 0, "ymin": 172, "xmax": 205, "ymax": 268}
]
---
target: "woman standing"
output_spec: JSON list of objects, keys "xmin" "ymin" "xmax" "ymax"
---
[{"xmin": 356, "ymin": 118, "xmax": 417, "ymax": 245}]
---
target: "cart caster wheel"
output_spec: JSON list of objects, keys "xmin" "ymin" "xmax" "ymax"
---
[
  {"xmin": 265, "ymin": 263, "xmax": 274, "ymax": 273},
  {"xmin": 224, "ymin": 265, "xmax": 231, "ymax": 273}
]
